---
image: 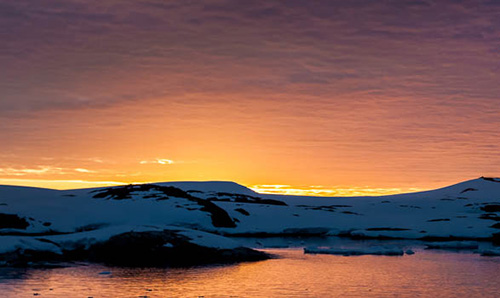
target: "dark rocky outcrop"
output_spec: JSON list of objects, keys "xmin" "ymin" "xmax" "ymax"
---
[
  {"xmin": 480, "ymin": 214, "xmax": 500, "ymax": 221},
  {"xmin": 427, "ymin": 218, "xmax": 451, "ymax": 222},
  {"xmin": 481, "ymin": 177, "xmax": 500, "ymax": 183},
  {"xmin": 481, "ymin": 205, "xmax": 500, "ymax": 213},
  {"xmin": 460, "ymin": 188, "xmax": 478, "ymax": 194},
  {"xmin": 0, "ymin": 230, "xmax": 270, "ymax": 268},
  {"xmin": 297, "ymin": 204, "xmax": 352, "ymax": 212},
  {"xmin": 490, "ymin": 223, "xmax": 500, "ymax": 229},
  {"xmin": 2, "ymin": 230, "xmax": 268, "ymax": 268},
  {"xmin": 85, "ymin": 231, "xmax": 268, "ymax": 267},
  {"xmin": 365, "ymin": 227, "xmax": 410, "ymax": 231},
  {"xmin": 91, "ymin": 184, "xmax": 193, "ymax": 200},
  {"xmin": 0, "ymin": 213, "xmax": 29, "ymax": 230},
  {"xmin": 235, "ymin": 208, "xmax": 250, "ymax": 216},
  {"xmin": 91, "ymin": 185, "xmax": 236, "ymax": 228},
  {"xmin": 209, "ymin": 193, "xmax": 287, "ymax": 206},
  {"xmin": 342, "ymin": 211, "xmax": 361, "ymax": 215}
]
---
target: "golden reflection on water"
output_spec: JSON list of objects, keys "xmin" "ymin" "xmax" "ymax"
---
[{"xmin": 1, "ymin": 249, "xmax": 500, "ymax": 297}]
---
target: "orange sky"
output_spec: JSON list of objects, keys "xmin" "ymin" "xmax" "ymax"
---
[{"xmin": 1, "ymin": 0, "xmax": 499, "ymax": 196}]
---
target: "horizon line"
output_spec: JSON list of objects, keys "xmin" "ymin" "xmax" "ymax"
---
[{"xmin": 0, "ymin": 177, "xmax": 492, "ymax": 197}]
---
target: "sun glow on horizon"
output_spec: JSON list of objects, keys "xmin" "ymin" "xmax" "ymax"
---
[
  {"xmin": 0, "ymin": 178, "xmax": 127, "ymax": 190},
  {"xmin": 0, "ymin": 177, "xmax": 429, "ymax": 197},
  {"xmin": 249, "ymin": 184, "xmax": 426, "ymax": 197}
]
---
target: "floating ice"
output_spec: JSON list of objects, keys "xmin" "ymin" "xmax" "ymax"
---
[{"xmin": 304, "ymin": 246, "xmax": 406, "ymax": 256}]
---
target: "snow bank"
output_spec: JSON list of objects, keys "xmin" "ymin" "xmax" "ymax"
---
[{"xmin": 1, "ymin": 177, "xmax": 500, "ymax": 266}]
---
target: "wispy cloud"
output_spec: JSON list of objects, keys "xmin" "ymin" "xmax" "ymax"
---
[
  {"xmin": 85, "ymin": 158, "xmax": 105, "ymax": 164},
  {"xmin": 140, "ymin": 159, "xmax": 175, "ymax": 165},
  {"xmin": 74, "ymin": 168, "xmax": 96, "ymax": 173},
  {"xmin": 0, "ymin": 166, "xmax": 65, "ymax": 176},
  {"xmin": 0, "ymin": 166, "xmax": 98, "ymax": 176}
]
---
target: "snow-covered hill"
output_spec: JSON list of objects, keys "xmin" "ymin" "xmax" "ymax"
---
[{"xmin": 0, "ymin": 177, "xmax": 499, "ymax": 266}]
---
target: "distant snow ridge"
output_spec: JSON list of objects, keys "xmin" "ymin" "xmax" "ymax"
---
[{"xmin": 158, "ymin": 181, "xmax": 257, "ymax": 196}]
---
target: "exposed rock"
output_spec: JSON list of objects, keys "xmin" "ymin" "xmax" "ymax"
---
[
  {"xmin": 92, "ymin": 184, "xmax": 236, "ymax": 228},
  {"xmin": 460, "ymin": 188, "xmax": 478, "ymax": 194},
  {"xmin": 365, "ymin": 227, "xmax": 410, "ymax": 231},
  {"xmin": 481, "ymin": 205, "xmax": 500, "ymax": 213},
  {"xmin": 210, "ymin": 193, "xmax": 287, "ymax": 206},
  {"xmin": 490, "ymin": 223, "xmax": 500, "ymax": 229},
  {"xmin": 0, "ymin": 213, "xmax": 29, "ymax": 229},
  {"xmin": 481, "ymin": 177, "xmax": 500, "ymax": 183},
  {"xmin": 480, "ymin": 214, "xmax": 500, "ymax": 221},
  {"xmin": 234, "ymin": 208, "xmax": 250, "ymax": 216},
  {"xmin": 0, "ymin": 229, "xmax": 269, "ymax": 267},
  {"xmin": 427, "ymin": 218, "xmax": 451, "ymax": 222}
]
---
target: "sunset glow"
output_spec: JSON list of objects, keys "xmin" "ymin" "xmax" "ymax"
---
[{"xmin": 1, "ymin": 0, "xmax": 499, "ymax": 195}]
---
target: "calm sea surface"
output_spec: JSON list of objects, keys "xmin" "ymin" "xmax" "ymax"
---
[{"xmin": 1, "ymin": 238, "xmax": 500, "ymax": 297}]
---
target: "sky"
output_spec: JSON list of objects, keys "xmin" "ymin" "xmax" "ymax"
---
[{"xmin": 1, "ymin": 0, "xmax": 500, "ymax": 196}]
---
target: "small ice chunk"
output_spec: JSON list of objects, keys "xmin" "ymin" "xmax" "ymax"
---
[
  {"xmin": 304, "ymin": 246, "xmax": 404, "ymax": 256},
  {"xmin": 425, "ymin": 241, "xmax": 478, "ymax": 249}
]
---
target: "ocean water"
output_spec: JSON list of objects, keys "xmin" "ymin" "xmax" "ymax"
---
[{"xmin": 1, "ymin": 240, "xmax": 500, "ymax": 297}]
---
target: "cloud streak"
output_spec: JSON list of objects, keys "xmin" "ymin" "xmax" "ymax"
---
[
  {"xmin": 0, "ymin": 166, "xmax": 65, "ymax": 176},
  {"xmin": 1, "ymin": 0, "xmax": 500, "ymax": 115},
  {"xmin": 0, "ymin": 166, "xmax": 97, "ymax": 176},
  {"xmin": 139, "ymin": 159, "xmax": 175, "ymax": 165}
]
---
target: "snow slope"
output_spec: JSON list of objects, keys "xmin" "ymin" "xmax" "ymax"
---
[{"xmin": 0, "ymin": 177, "xmax": 499, "ymax": 264}]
